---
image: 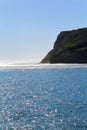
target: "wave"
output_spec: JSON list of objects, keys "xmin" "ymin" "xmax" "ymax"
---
[{"xmin": 0, "ymin": 62, "xmax": 87, "ymax": 70}]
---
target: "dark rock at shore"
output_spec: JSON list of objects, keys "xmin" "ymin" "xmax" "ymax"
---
[{"xmin": 41, "ymin": 28, "xmax": 87, "ymax": 63}]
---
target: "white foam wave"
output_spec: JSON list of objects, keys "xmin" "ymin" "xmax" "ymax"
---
[{"xmin": 0, "ymin": 63, "xmax": 87, "ymax": 70}]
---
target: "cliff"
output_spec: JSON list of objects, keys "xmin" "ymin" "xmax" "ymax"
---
[{"xmin": 41, "ymin": 28, "xmax": 87, "ymax": 63}]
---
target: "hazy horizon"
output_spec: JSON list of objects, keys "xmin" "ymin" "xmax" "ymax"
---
[{"xmin": 1, "ymin": 0, "xmax": 87, "ymax": 64}]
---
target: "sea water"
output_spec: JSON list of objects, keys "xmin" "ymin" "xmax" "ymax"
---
[{"xmin": 0, "ymin": 64, "xmax": 87, "ymax": 130}]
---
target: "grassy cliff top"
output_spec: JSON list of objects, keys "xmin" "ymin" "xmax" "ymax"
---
[{"xmin": 54, "ymin": 28, "xmax": 87, "ymax": 50}]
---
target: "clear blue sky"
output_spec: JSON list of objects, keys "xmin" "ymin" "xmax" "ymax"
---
[{"xmin": 0, "ymin": 0, "xmax": 87, "ymax": 63}]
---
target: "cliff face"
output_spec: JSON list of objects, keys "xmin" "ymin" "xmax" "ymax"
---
[{"xmin": 41, "ymin": 28, "xmax": 87, "ymax": 63}]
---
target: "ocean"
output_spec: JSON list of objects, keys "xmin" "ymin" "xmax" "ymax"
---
[{"xmin": 0, "ymin": 64, "xmax": 87, "ymax": 130}]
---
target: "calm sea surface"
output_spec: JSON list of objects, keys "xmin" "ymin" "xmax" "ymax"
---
[{"xmin": 0, "ymin": 65, "xmax": 87, "ymax": 130}]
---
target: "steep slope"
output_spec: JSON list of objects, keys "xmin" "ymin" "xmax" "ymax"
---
[{"xmin": 41, "ymin": 28, "xmax": 87, "ymax": 63}]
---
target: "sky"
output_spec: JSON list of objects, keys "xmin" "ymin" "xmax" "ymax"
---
[{"xmin": 0, "ymin": 0, "xmax": 87, "ymax": 64}]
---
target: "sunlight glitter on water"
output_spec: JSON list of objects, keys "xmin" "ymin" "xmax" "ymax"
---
[{"xmin": 0, "ymin": 67, "xmax": 87, "ymax": 130}]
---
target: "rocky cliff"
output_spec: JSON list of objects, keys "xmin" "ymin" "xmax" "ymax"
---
[{"xmin": 41, "ymin": 28, "xmax": 87, "ymax": 63}]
